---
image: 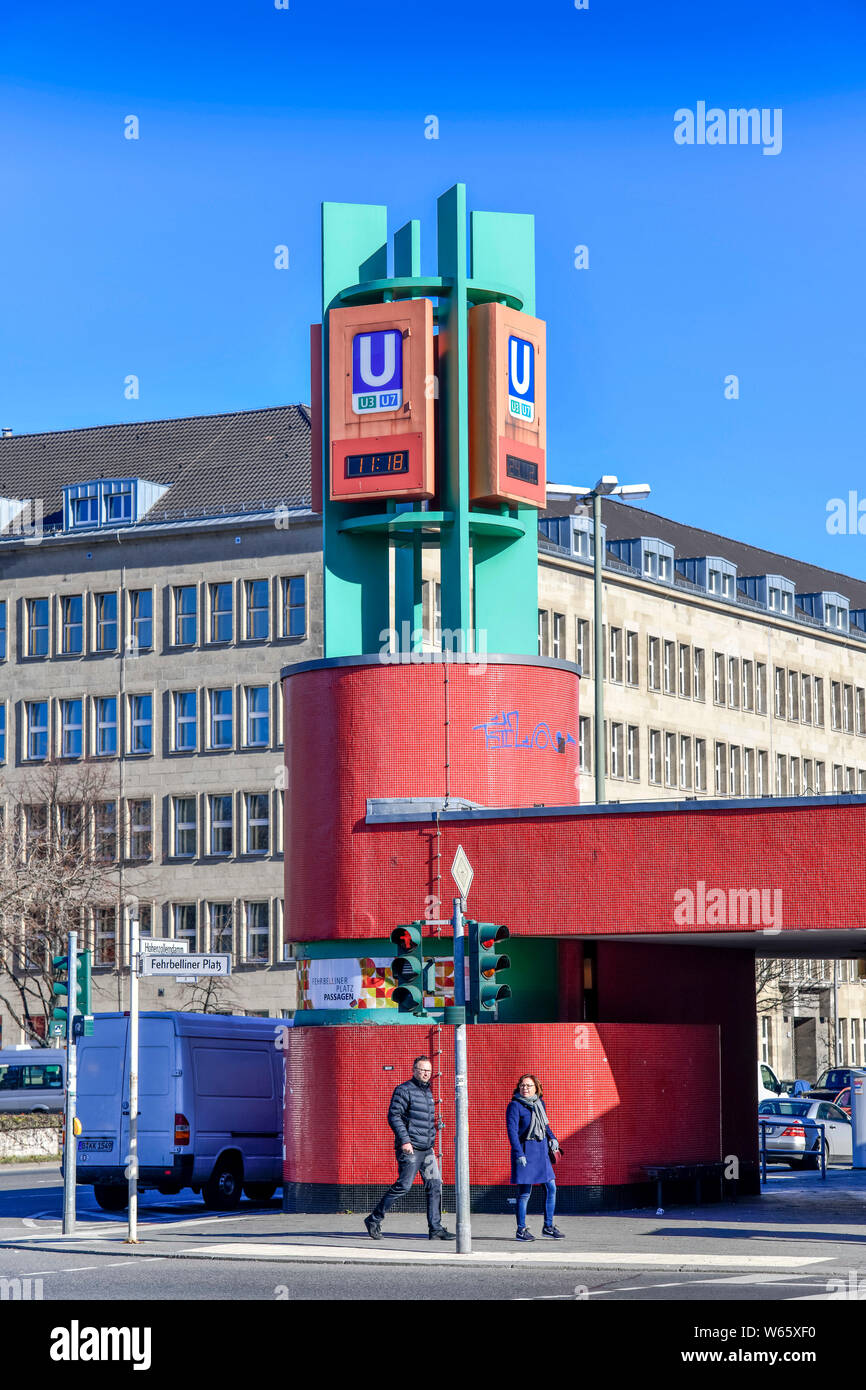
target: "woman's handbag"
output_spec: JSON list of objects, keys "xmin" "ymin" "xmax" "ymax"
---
[{"xmin": 548, "ymin": 1141, "xmax": 564, "ymax": 1164}]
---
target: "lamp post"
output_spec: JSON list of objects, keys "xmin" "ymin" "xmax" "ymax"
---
[{"xmin": 546, "ymin": 477, "xmax": 651, "ymax": 805}]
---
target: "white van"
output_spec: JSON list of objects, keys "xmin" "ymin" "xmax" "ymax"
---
[
  {"xmin": 0, "ymin": 1048, "xmax": 66, "ymax": 1113},
  {"xmin": 72, "ymin": 1013, "xmax": 285, "ymax": 1212},
  {"xmin": 758, "ymin": 1061, "xmax": 789, "ymax": 1102}
]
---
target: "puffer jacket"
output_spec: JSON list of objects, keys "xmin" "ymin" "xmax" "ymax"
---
[{"xmin": 387, "ymin": 1077, "xmax": 437, "ymax": 1152}]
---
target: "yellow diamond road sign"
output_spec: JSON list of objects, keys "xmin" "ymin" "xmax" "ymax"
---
[{"xmin": 451, "ymin": 845, "xmax": 474, "ymax": 899}]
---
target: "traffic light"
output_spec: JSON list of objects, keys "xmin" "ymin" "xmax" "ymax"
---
[
  {"xmin": 467, "ymin": 921, "xmax": 512, "ymax": 1021},
  {"xmin": 390, "ymin": 922, "xmax": 426, "ymax": 1015},
  {"xmin": 52, "ymin": 949, "xmax": 92, "ymax": 1030}
]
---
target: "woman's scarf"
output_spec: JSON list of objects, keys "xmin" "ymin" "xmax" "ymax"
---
[{"xmin": 514, "ymin": 1091, "xmax": 549, "ymax": 1145}]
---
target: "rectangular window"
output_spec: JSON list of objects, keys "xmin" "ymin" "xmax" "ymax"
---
[
  {"xmin": 832, "ymin": 764, "xmax": 843, "ymax": 793},
  {"xmin": 774, "ymin": 668, "xmax": 786, "ymax": 718},
  {"xmin": 816, "ymin": 759, "xmax": 826, "ymax": 794},
  {"xmin": 244, "ymin": 580, "xmax": 270, "ymax": 641},
  {"xmin": 663, "ymin": 641, "xmax": 674, "ymax": 695},
  {"xmin": 60, "ymin": 698, "xmax": 83, "ymax": 758},
  {"xmin": 693, "ymin": 648, "xmax": 705, "ymax": 702},
  {"xmin": 679, "ymin": 735, "xmax": 692, "ymax": 790},
  {"xmin": 281, "ymin": 576, "xmax": 306, "ymax": 638},
  {"xmin": 758, "ymin": 750, "xmax": 769, "ymax": 796},
  {"xmin": 576, "ymin": 619, "xmax": 590, "ymax": 676},
  {"xmin": 788, "ymin": 671, "xmax": 799, "ymax": 722},
  {"xmin": 860, "ymin": 769, "xmax": 866, "ymax": 794},
  {"xmin": 128, "ymin": 694, "xmax": 153, "ymax": 754},
  {"xmin": 743, "ymin": 747, "xmax": 753, "ymax": 797},
  {"xmin": 24, "ymin": 803, "xmax": 48, "ymax": 859},
  {"xmin": 649, "ymin": 729, "xmax": 661, "ymax": 784},
  {"xmin": 537, "ymin": 609, "xmax": 549, "ymax": 657},
  {"xmin": 729, "ymin": 745, "xmax": 741, "ymax": 796},
  {"xmin": 95, "ymin": 696, "xmax": 118, "ymax": 756},
  {"xmin": 627, "ymin": 726, "xmax": 639, "ymax": 781},
  {"xmin": 648, "ymin": 638, "xmax": 660, "ymax": 692},
  {"xmin": 0, "ymin": 703, "xmax": 5, "ymax": 762},
  {"xmin": 856, "ymin": 688, "xmax": 866, "ymax": 736},
  {"xmin": 663, "ymin": 731, "xmax": 675, "ymax": 787},
  {"xmin": 713, "ymin": 653, "xmax": 724, "ymax": 705},
  {"xmin": 0, "ymin": 599, "xmax": 5, "ymax": 660},
  {"xmin": 244, "ymin": 686, "xmax": 270, "ymax": 748},
  {"xmin": 610, "ymin": 722, "xmax": 623, "ymax": 778},
  {"xmin": 93, "ymin": 906, "xmax": 116, "ymax": 967},
  {"xmin": 173, "ymin": 797, "xmax": 197, "ymax": 858},
  {"xmin": 127, "ymin": 799, "xmax": 151, "ymax": 861},
  {"xmin": 209, "ymin": 583, "xmax": 233, "ymax": 643},
  {"xmin": 678, "ymin": 644, "xmax": 691, "ymax": 698},
  {"xmin": 844, "ymin": 684, "xmax": 854, "ymax": 733},
  {"xmin": 209, "ymin": 902, "xmax": 234, "ymax": 954},
  {"xmin": 173, "ymin": 903, "xmax": 197, "ymax": 949},
  {"xmin": 608, "ymin": 627, "xmax": 622, "ymax": 682},
  {"xmin": 814, "ymin": 678, "xmax": 824, "ymax": 727},
  {"xmin": 129, "ymin": 590, "xmax": 153, "ymax": 652},
  {"xmin": 94, "ymin": 801, "xmax": 117, "ymax": 861},
  {"xmin": 626, "ymin": 631, "xmax": 638, "ymax": 686},
  {"xmin": 839, "ymin": 1019, "xmax": 848, "ymax": 1065},
  {"xmin": 756, "ymin": 663, "xmax": 767, "ymax": 715},
  {"xmin": 776, "ymin": 754, "xmax": 788, "ymax": 797},
  {"xmin": 26, "ymin": 701, "xmax": 49, "ymax": 760},
  {"xmin": 173, "ymin": 586, "xmax": 197, "ymax": 646},
  {"xmin": 209, "ymin": 795, "xmax": 233, "ymax": 856},
  {"xmin": 173, "ymin": 690, "xmax": 197, "ymax": 752},
  {"xmin": 715, "ymin": 742, "xmax": 727, "ymax": 795},
  {"xmin": 60, "ymin": 595, "xmax": 83, "ymax": 655},
  {"xmin": 803, "ymin": 758, "xmax": 813, "ymax": 795},
  {"xmin": 801, "ymin": 674, "xmax": 812, "ymax": 725},
  {"xmin": 790, "ymin": 756, "xmax": 801, "ymax": 796},
  {"xmin": 846, "ymin": 765, "xmax": 856, "ymax": 792},
  {"xmin": 831, "ymin": 681, "xmax": 841, "ymax": 730},
  {"xmin": 244, "ymin": 793, "xmax": 270, "ymax": 854},
  {"xmin": 552, "ymin": 612, "xmax": 565, "ymax": 660},
  {"xmin": 578, "ymin": 716, "xmax": 591, "ymax": 773},
  {"xmin": 694, "ymin": 739, "xmax": 707, "ymax": 792},
  {"xmin": 26, "ymin": 598, "xmax": 49, "ymax": 657},
  {"xmin": 728, "ymin": 657, "xmax": 739, "ymax": 709},
  {"xmin": 95, "ymin": 592, "xmax": 117, "ymax": 652},
  {"xmin": 742, "ymin": 660, "xmax": 754, "ymax": 712},
  {"xmin": 244, "ymin": 902, "xmax": 270, "ymax": 963},
  {"xmin": 208, "ymin": 688, "xmax": 233, "ymax": 749}
]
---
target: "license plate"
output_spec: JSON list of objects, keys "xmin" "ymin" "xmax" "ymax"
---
[{"xmin": 78, "ymin": 1139, "xmax": 114, "ymax": 1153}]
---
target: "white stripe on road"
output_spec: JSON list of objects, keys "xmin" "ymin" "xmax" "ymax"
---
[
  {"xmin": 176, "ymin": 1243, "xmax": 834, "ymax": 1268},
  {"xmin": 0, "ymin": 1210, "xmax": 263, "ymax": 1242}
]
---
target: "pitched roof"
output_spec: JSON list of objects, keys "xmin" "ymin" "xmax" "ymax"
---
[
  {"xmin": 0, "ymin": 405, "xmax": 313, "ymax": 527},
  {"xmin": 543, "ymin": 496, "xmax": 866, "ymax": 611}
]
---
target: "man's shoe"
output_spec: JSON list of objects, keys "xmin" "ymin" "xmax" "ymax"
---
[
  {"xmin": 428, "ymin": 1226, "xmax": 456, "ymax": 1240},
  {"xmin": 516, "ymin": 1226, "xmax": 535, "ymax": 1241},
  {"xmin": 541, "ymin": 1224, "xmax": 565, "ymax": 1239},
  {"xmin": 364, "ymin": 1215, "xmax": 382, "ymax": 1240}
]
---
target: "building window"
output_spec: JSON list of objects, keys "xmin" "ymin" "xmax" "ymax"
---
[
  {"xmin": 58, "ymin": 803, "xmax": 83, "ymax": 856},
  {"xmin": 243, "ymin": 686, "xmax": 270, "ymax": 748},
  {"xmin": 129, "ymin": 590, "xmax": 153, "ymax": 652},
  {"xmin": 694, "ymin": 739, "xmax": 707, "ymax": 792},
  {"xmin": 741, "ymin": 660, "xmax": 754, "ymax": 711},
  {"xmin": 801, "ymin": 674, "xmax": 812, "ymax": 725},
  {"xmin": 25, "ymin": 701, "xmax": 49, "ymax": 760},
  {"xmin": 774, "ymin": 668, "xmax": 786, "ymax": 718},
  {"xmin": 844, "ymin": 684, "xmax": 854, "ymax": 734},
  {"xmin": 60, "ymin": 699, "xmax": 83, "ymax": 758},
  {"xmin": 803, "ymin": 758, "xmax": 814, "ymax": 794},
  {"xmin": 93, "ymin": 906, "xmax": 116, "ymax": 966},
  {"xmin": 552, "ymin": 613, "xmax": 565, "ymax": 660},
  {"xmin": 756, "ymin": 663, "xmax": 767, "ymax": 715},
  {"xmin": 173, "ymin": 797, "xmax": 197, "ymax": 858},
  {"xmin": 627, "ymin": 726, "xmax": 639, "ymax": 781},
  {"xmin": 0, "ymin": 703, "xmax": 5, "ymax": 762},
  {"xmin": 790, "ymin": 757, "xmax": 801, "ymax": 796},
  {"xmin": 856, "ymin": 688, "xmax": 866, "ymax": 736},
  {"xmin": 647, "ymin": 638, "xmax": 660, "ymax": 692},
  {"xmin": 26, "ymin": 598, "xmax": 49, "ymax": 657},
  {"xmin": 244, "ymin": 793, "xmax": 270, "ymax": 854},
  {"xmin": 610, "ymin": 722, "xmax": 623, "ymax": 779},
  {"xmin": 173, "ymin": 903, "xmax": 198, "ymax": 949},
  {"xmin": 208, "ymin": 688, "xmax": 233, "ymax": 750},
  {"xmin": 0, "ymin": 600, "xmax": 5, "ymax": 660},
  {"xmin": 537, "ymin": 610, "xmax": 549, "ymax": 657},
  {"xmin": 24, "ymin": 803, "xmax": 48, "ymax": 860},
  {"xmin": 776, "ymin": 755, "xmax": 788, "ymax": 797},
  {"xmin": 678, "ymin": 644, "xmax": 691, "ymax": 698},
  {"xmin": 60, "ymin": 595, "xmax": 83, "ymax": 655},
  {"xmin": 173, "ymin": 586, "xmax": 197, "ymax": 646},
  {"xmin": 127, "ymin": 799, "xmax": 152, "ymax": 861},
  {"xmin": 281, "ymin": 576, "xmax": 306, "ymax": 638},
  {"xmin": 830, "ymin": 681, "xmax": 841, "ymax": 730},
  {"xmin": 95, "ymin": 593, "xmax": 118, "ymax": 652},
  {"xmin": 576, "ymin": 619, "xmax": 590, "ymax": 676},
  {"xmin": 626, "ymin": 631, "xmax": 638, "ymax": 686},
  {"xmin": 663, "ymin": 641, "xmax": 674, "ymax": 695},
  {"xmin": 758, "ymin": 750, "xmax": 769, "ymax": 796},
  {"xmin": 71, "ymin": 492, "xmax": 97, "ymax": 526},
  {"xmin": 839, "ymin": 1018, "xmax": 848, "ymax": 1065},
  {"xmin": 715, "ymin": 743, "xmax": 727, "ymax": 795},
  {"xmin": 846, "ymin": 765, "xmax": 856, "ymax": 792},
  {"xmin": 693, "ymin": 648, "xmax": 705, "ymax": 702},
  {"xmin": 94, "ymin": 801, "xmax": 117, "ymax": 861},
  {"xmin": 679, "ymin": 735, "xmax": 692, "ymax": 790},
  {"xmin": 209, "ymin": 795, "xmax": 233, "ymax": 856},
  {"xmin": 852, "ymin": 1018, "xmax": 861, "ymax": 1067},
  {"xmin": 814, "ymin": 678, "xmax": 824, "ymax": 727},
  {"xmin": 729, "ymin": 745, "xmax": 741, "ymax": 796},
  {"xmin": 578, "ymin": 716, "xmax": 591, "ymax": 773},
  {"xmin": 244, "ymin": 580, "xmax": 270, "ymax": 641},
  {"xmin": 209, "ymin": 583, "xmax": 233, "ymax": 643},
  {"xmin": 649, "ymin": 729, "xmax": 661, "ymax": 784},
  {"xmin": 664, "ymin": 732, "xmax": 676, "ymax": 787},
  {"xmin": 128, "ymin": 694, "xmax": 153, "ymax": 754},
  {"xmin": 173, "ymin": 690, "xmax": 197, "ymax": 752},
  {"xmin": 95, "ymin": 697, "xmax": 118, "ymax": 756},
  {"xmin": 743, "ymin": 747, "xmax": 753, "ymax": 796},
  {"xmin": 209, "ymin": 902, "xmax": 234, "ymax": 954},
  {"xmin": 244, "ymin": 902, "xmax": 270, "ymax": 963},
  {"xmin": 815, "ymin": 760, "xmax": 825, "ymax": 793},
  {"xmin": 713, "ymin": 653, "xmax": 724, "ymax": 705},
  {"xmin": 727, "ymin": 657, "xmax": 739, "ymax": 709},
  {"xmin": 609, "ymin": 627, "xmax": 622, "ymax": 683},
  {"xmin": 788, "ymin": 671, "xmax": 799, "ymax": 722}
]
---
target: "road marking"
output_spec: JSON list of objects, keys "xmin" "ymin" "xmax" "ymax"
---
[
  {"xmin": 0, "ymin": 1209, "xmax": 272, "ymax": 1243},
  {"xmin": 175, "ymin": 1243, "xmax": 835, "ymax": 1268}
]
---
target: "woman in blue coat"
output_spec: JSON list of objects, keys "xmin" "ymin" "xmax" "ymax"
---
[{"xmin": 506, "ymin": 1074, "xmax": 565, "ymax": 1240}]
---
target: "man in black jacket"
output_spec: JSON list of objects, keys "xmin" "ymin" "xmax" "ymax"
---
[{"xmin": 365, "ymin": 1056, "xmax": 455, "ymax": 1240}]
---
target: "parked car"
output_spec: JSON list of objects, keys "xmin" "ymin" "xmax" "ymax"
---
[
  {"xmin": 758, "ymin": 1061, "xmax": 789, "ymax": 1102},
  {"xmin": 758, "ymin": 1098, "xmax": 852, "ymax": 1168},
  {"xmin": 70, "ymin": 1012, "xmax": 285, "ymax": 1212},
  {"xmin": 0, "ymin": 1048, "xmax": 66, "ymax": 1113},
  {"xmin": 808, "ymin": 1068, "xmax": 866, "ymax": 1101}
]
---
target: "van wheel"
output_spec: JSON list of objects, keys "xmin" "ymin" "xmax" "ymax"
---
[
  {"xmin": 93, "ymin": 1185, "xmax": 128, "ymax": 1212},
  {"xmin": 243, "ymin": 1182, "xmax": 277, "ymax": 1203},
  {"xmin": 203, "ymin": 1158, "xmax": 243, "ymax": 1210}
]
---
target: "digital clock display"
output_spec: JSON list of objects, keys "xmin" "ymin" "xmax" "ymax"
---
[
  {"xmin": 505, "ymin": 454, "xmax": 539, "ymax": 486},
  {"xmin": 345, "ymin": 451, "xmax": 410, "ymax": 479}
]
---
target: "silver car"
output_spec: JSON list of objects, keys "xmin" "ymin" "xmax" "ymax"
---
[{"xmin": 758, "ymin": 1098, "xmax": 852, "ymax": 1168}]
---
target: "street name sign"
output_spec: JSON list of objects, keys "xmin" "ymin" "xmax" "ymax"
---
[{"xmin": 140, "ymin": 954, "xmax": 231, "ymax": 977}]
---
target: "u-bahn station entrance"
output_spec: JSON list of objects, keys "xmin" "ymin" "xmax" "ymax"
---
[{"xmin": 281, "ymin": 184, "xmax": 866, "ymax": 1214}]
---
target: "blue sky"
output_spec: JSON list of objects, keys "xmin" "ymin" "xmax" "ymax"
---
[{"xmin": 1, "ymin": 0, "xmax": 864, "ymax": 575}]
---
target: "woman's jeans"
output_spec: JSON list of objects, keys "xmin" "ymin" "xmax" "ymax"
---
[{"xmin": 517, "ymin": 1180, "xmax": 556, "ymax": 1228}]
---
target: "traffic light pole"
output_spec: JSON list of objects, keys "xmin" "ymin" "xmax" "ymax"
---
[
  {"xmin": 452, "ymin": 896, "xmax": 471, "ymax": 1254},
  {"xmin": 62, "ymin": 930, "xmax": 78, "ymax": 1235}
]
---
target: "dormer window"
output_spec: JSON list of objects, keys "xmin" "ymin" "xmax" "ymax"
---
[
  {"xmin": 644, "ymin": 552, "xmax": 658, "ymax": 578},
  {"xmin": 105, "ymin": 485, "xmax": 133, "ymax": 522},
  {"xmin": 72, "ymin": 493, "xmax": 98, "ymax": 526},
  {"xmin": 63, "ymin": 477, "xmax": 168, "ymax": 533},
  {"xmin": 658, "ymin": 554, "xmax": 672, "ymax": 582}
]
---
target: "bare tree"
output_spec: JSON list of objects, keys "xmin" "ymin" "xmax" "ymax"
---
[
  {"xmin": 0, "ymin": 762, "xmax": 126, "ymax": 1044},
  {"xmin": 755, "ymin": 956, "xmax": 788, "ymax": 1016},
  {"xmin": 178, "ymin": 975, "xmax": 238, "ymax": 1014}
]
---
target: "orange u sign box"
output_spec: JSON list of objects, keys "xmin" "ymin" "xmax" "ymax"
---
[
  {"xmin": 469, "ymin": 302, "xmax": 547, "ymax": 508},
  {"xmin": 328, "ymin": 300, "xmax": 436, "ymax": 501}
]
